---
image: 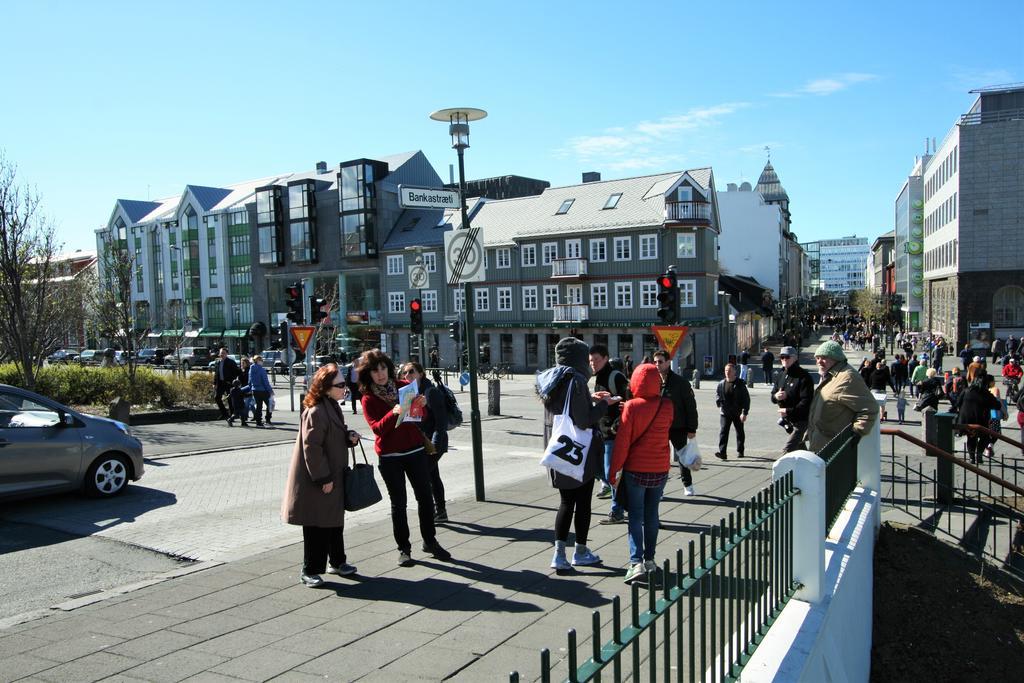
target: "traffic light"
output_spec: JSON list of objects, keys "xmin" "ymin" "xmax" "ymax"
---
[
  {"xmin": 310, "ymin": 296, "xmax": 328, "ymax": 323},
  {"xmin": 409, "ymin": 298, "xmax": 423, "ymax": 335},
  {"xmin": 285, "ymin": 282, "xmax": 304, "ymax": 324},
  {"xmin": 449, "ymin": 319, "xmax": 461, "ymax": 342},
  {"xmin": 656, "ymin": 270, "xmax": 679, "ymax": 324}
]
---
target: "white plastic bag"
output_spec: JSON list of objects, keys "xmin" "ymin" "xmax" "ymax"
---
[
  {"xmin": 678, "ymin": 439, "xmax": 702, "ymax": 472},
  {"xmin": 540, "ymin": 380, "xmax": 592, "ymax": 481}
]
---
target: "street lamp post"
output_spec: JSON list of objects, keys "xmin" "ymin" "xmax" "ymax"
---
[{"xmin": 430, "ymin": 107, "xmax": 487, "ymax": 502}]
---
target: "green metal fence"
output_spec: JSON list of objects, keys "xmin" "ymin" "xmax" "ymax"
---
[
  {"xmin": 818, "ymin": 424, "xmax": 860, "ymax": 531},
  {"xmin": 510, "ymin": 472, "xmax": 799, "ymax": 683}
]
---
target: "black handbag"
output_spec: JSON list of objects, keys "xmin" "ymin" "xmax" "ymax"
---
[{"xmin": 344, "ymin": 440, "xmax": 383, "ymax": 512}]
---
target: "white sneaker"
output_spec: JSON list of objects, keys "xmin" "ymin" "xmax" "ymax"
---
[{"xmin": 683, "ymin": 485, "xmax": 695, "ymax": 497}]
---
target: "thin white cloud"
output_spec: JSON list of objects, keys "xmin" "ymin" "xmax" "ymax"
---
[
  {"xmin": 771, "ymin": 73, "xmax": 878, "ymax": 98},
  {"xmin": 556, "ymin": 103, "xmax": 749, "ymax": 171},
  {"xmin": 949, "ymin": 67, "xmax": 1016, "ymax": 91}
]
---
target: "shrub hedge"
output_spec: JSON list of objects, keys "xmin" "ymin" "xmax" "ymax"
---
[{"xmin": 0, "ymin": 364, "xmax": 214, "ymax": 408}]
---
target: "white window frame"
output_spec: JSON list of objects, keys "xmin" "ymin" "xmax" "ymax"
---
[
  {"xmin": 640, "ymin": 281, "xmax": 658, "ymax": 308},
  {"xmin": 565, "ymin": 239, "xmax": 581, "ymax": 260},
  {"xmin": 614, "ymin": 282, "xmax": 633, "ymax": 309},
  {"xmin": 475, "ymin": 288, "xmax": 489, "ymax": 312},
  {"xmin": 453, "ymin": 289, "xmax": 465, "ymax": 312},
  {"xmin": 386, "ymin": 255, "xmax": 404, "ymax": 275},
  {"xmin": 497, "ymin": 286, "xmax": 512, "ymax": 311},
  {"xmin": 543, "ymin": 285, "xmax": 559, "ymax": 310},
  {"xmin": 679, "ymin": 280, "xmax": 697, "ymax": 307},
  {"xmin": 589, "ymin": 238, "xmax": 607, "ymax": 262},
  {"xmin": 639, "ymin": 234, "xmax": 658, "ymax": 260},
  {"xmin": 388, "ymin": 291, "xmax": 405, "ymax": 313},
  {"xmin": 677, "ymin": 233, "xmax": 696, "ymax": 259},
  {"xmin": 590, "ymin": 283, "xmax": 608, "ymax": 309},
  {"xmin": 521, "ymin": 244, "xmax": 536, "ymax": 267},
  {"xmin": 422, "ymin": 290, "xmax": 438, "ymax": 312},
  {"xmin": 566, "ymin": 284, "xmax": 582, "ymax": 305},
  {"xmin": 496, "ymin": 248, "xmax": 511, "ymax": 269},
  {"xmin": 542, "ymin": 242, "xmax": 558, "ymax": 266},
  {"xmin": 522, "ymin": 286, "xmax": 538, "ymax": 311},
  {"xmin": 422, "ymin": 252, "xmax": 437, "ymax": 273},
  {"xmin": 613, "ymin": 236, "xmax": 631, "ymax": 261}
]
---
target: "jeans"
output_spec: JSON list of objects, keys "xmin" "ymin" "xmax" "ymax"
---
[
  {"xmin": 378, "ymin": 451, "xmax": 437, "ymax": 553},
  {"xmin": 604, "ymin": 441, "xmax": 622, "ymax": 516},
  {"xmin": 739, "ymin": 364, "xmax": 749, "ymax": 382},
  {"xmin": 623, "ymin": 472, "xmax": 666, "ymax": 564},
  {"xmin": 427, "ymin": 452, "xmax": 446, "ymax": 513},
  {"xmin": 302, "ymin": 526, "xmax": 345, "ymax": 575}
]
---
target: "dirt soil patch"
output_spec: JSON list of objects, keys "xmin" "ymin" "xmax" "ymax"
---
[{"xmin": 872, "ymin": 522, "xmax": 1024, "ymax": 681}]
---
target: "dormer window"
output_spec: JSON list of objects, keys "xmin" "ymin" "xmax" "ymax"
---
[
  {"xmin": 603, "ymin": 193, "xmax": 622, "ymax": 210},
  {"xmin": 556, "ymin": 199, "xmax": 574, "ymax": 215}
]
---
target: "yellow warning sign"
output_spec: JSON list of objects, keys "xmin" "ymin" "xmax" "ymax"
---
[
  {"xmin": 290, "ymin": 325, "xmax": 315, "ymax": 353},
  {"xmin": 651, "ymin": 325, "xmax": 689, "ymax": 356}
]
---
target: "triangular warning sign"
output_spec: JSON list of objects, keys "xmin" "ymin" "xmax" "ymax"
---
[
  {"xmin": 651, "ymin": 325, "xmax": 689, "ymax": 356},
  {"xmin": 290, "ymin": 325, "xmax": 316, "ymax": 353}
]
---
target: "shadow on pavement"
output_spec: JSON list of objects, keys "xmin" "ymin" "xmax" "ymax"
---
[
  {"xmin": 437, "ymin": 558, "xmax": 609, "ymax": 609},
  {"xmin": 330, "ymin": 574, "xmax": 543, "ymax": 612},
  {"xmin": 441, "ymin": 521, "xmax": 552, "ymax": 543}
]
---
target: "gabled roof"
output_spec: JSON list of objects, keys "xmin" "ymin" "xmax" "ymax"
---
[
  {"xmin": 184, "ymin": 185, "xmax": 233, "ymax": 212},
  {"xmin": 720, "ymin": 274, "xmax": 773, "ymax": 313},
  {"xmin": 118, "ymin": 200, "xmax": 163, "ymax": 223}
]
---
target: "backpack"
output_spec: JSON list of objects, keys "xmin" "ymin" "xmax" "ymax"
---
[{"xmin": 437, "ymin": 383, "xmax": 463, "ymax": 431}]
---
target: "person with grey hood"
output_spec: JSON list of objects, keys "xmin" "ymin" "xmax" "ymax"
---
[
  {"xmin": 537, "ymin": 337, "xmax": 621, "ymax": 572},
  {"xmin": 804, "ymin": 340, "xmax": 880, "ymax": 451}
]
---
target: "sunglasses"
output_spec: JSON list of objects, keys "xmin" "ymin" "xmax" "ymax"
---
[
  {"xmin": 331, "ymin": 382, "xmax": 347, "ymax": 388},
  {"xmin": 402, "ymin": 369, "xmax": 417, "ymax": 375},
  {"xmin": 779, "ymin": 355, "xmax": 791, "ymax": 359}
]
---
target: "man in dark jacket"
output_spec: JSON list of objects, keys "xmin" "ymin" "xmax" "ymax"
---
[
  {"xmin": 890, "ymin": 354, "xmax": 908, "ymax": 395},
  {"xmin": 590, "ymin": 344, "xmax": 630, "ymax": 523},
  {"xmin": 771, "ymin": 346, "xmax": 814, "ymax": 454},
  {"xmin": 401, "ymin": 362, "xmax": 449, "ymax": 523},
  {"xmin": 213, "ymin": 347, "xmax": 241, "ymax": 420},
  {"xmin": 654, "ymin": 350, "xmax": 699, "ymax": 494},
  {"xmin": 715, "ymin": 363, "xmax": 750, "ymax": 459},
  {"xmin": 760, "ymin": 346, "xmax": 775, "ymax": 387}
]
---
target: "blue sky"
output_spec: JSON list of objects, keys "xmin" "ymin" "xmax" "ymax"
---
[{"xmin": 3, "ymin": 1, "xmax": 1021, "ymax": 252}]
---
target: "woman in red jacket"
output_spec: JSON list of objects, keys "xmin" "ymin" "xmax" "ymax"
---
[
  {"xmin": 358, "ymin": 349, "xmax": 450, "ymax": 566},
  {"xmin": 610, "ymin": 363, "xmax": 674, "ymax": 586}
]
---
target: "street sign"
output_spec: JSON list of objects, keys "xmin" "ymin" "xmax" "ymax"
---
[
  {"xmin": 290, "ymin": 325, "xmax": 315, "ymax": 353},
  {"xmin": 444, "ymin": 228, "xmax": 485, "ymax": 283},
  {"xmin": 398, "ymin": 184, "xmax": 461, "ymax": 210},
  {"xmin": 408, "ymin": 264, "xmax": 430, "ymax": 290},
  {"xmin": 651, "ymin": 325, "xmax": 689, "ymax": 356}
]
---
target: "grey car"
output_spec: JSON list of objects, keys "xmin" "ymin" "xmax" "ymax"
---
[{"xmin": 0, "ymin": 384, "xmax": 145, "ymax": 501}]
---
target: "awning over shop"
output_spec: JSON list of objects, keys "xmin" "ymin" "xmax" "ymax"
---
[
  {"xmin": 184, "ymin": 329, "xmax": 201, "ymax": 339},
  {"xmin": 161, "ymin": 329, "xmax": 184, "ymax": 338},
  {"xmin": 147, "ymin": 330, "xmax": 163, "ymax": 339},
  {"xmin": 198, "ymin": 329, "xmax": 224, "ymax": 338},
  {"xmin": 223, "ymin": 328, "xmax": 249, "ymax": 338}
]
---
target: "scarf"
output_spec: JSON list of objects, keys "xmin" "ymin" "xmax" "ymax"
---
[{"xmin": 370, "ymin": 379, "xmax": 399, "ymax": 406}]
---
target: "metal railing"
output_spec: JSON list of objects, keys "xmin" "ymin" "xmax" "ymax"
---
[
  {"xmin": 552, "ymin": 258, "xmax": 589, "ymax": 278},
  {"xmin": 959, "ymin": 107, "xmax": 1024, "ymax": 125},
  {"xmin": 817, "ymin": 425, "xmax": 861, "ymax": 531},
  {"xmin": 553, "ymin": 304, "xmax": 589, "ymax": 323},
  {"xmin": 510, "ymin": 472, "xmax": 799, "ymax": 683},
  {"xmin": 881, "ymin": 420, "xmax": 1024, "ymax": 579},
  {"xmin": 665, "ymin": 201, "xmax": 711, "ymax": 222}
]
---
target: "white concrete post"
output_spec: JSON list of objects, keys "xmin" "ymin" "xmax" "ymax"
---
[
  {"xmin": 857, "ymin": 416, "xmax": 882, "ymax": 531},
  {"xmin": 772, "ymin": 451, "xmax": 826, "ymax": 604}
]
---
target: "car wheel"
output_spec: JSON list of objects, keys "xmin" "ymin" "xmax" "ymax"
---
[
  {"xmin": 182, "ymin": 362, "xmax": 191, "ymax": 371},
  {"xmin": 84, "ymin": 454, "xmax": 130, "ymax": 497}
]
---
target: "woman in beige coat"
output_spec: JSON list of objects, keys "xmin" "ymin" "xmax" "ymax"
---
[{"xmin": 282, "ymin": 363, "xmax": 362, "ymax": 587}]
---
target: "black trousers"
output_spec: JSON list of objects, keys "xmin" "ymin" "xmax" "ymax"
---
[
  {"xmin": 253, "ymin": 391, "xmax": 270, "ymax": 424},
  {"xmin": 783, "ymin": 421, "xmax": 809, "ymax": 454},
  {"xmin": 677, "ymin": 462, "xmax": 693, "ymax": 486},
  {"xmin": 302, "ymin": 526, "xmax": 345, "ymax": 575},
  {"xmin": 555, "ymin": 479, "xmax": 595, "ymax": 544},
  {"xmin": 718, "ymin": 414, "xmax": 746, "ymax": 455},
  {"xmin": 762, "ymin": 365, "xmax": 773, "ymax": 386},
  {"xmin": 427, "ymin": 452, "xmax": 446, "ymax": 513},
  {"xmin": 214, "ymin": 385, "xmax": 230, "ymax": 418},
  {"xmin": 378, "ymin": 451, "xmax": 437, "ymax": 553}
]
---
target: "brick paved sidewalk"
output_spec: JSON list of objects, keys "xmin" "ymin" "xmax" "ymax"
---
[{"xmin": 0, "ymin": 454, "xmax": 776, "ymax": 683}]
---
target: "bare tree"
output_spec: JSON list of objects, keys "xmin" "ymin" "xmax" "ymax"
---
[
  {"xmin": 0, "ymin": 153, "xmax": 63, "ymax": 389},
  {"xmin": 88, "ymin": 234, "xmax": 150, "ymax": 393},
  {"xmin": 312, "ymin": 282, "xmax": 340, "ymax": 358}
]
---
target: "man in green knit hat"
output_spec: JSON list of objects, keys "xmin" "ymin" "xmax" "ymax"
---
[{"xmin": 804, "ymin": 340, "xmax": 880, "ymax": 452}]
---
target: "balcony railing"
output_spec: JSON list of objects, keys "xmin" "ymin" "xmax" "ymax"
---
[
  {"xmin": 551, "ymin": 257, "xmax": 588, "ymax": 278},
  {"xmin": 665, "ymin": 200, "xmax": 711, "ymax": 222},
  {"xmin": 553, "ymin": 304, "xmax": 588, "ymax": 323},
  {"xmin": 959, "ymin": 107, "xmax": 1024, "ymax": 125}
]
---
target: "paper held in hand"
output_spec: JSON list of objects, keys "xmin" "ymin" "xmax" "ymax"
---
[{"xmin": 396, "ymin": 380, "xmax": 424, "ymax": 425}]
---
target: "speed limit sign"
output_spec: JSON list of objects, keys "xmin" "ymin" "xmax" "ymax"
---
[{"xmin": 408, "ymin": 264, "xmax": 429, "ymax": 290}]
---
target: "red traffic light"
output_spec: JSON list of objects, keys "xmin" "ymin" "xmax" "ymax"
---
[
  {"xmin": 286, "ymin": 284, "xmax": 302, "ymax": 298},
  {"xmin": 410, "ymin": 299, "xmax": 422, "ymax": 312},
  {"xmin": 658, "ymin": 276, "xmax": 674, "ymax": 288}
]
